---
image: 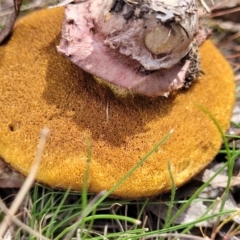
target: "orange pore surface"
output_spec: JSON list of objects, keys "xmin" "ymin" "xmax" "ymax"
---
[{"xmin": 0, "ymin": 8, "xmax": 235, "ymax": 198}]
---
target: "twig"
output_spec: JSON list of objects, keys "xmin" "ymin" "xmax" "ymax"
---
[
  {"xmin": 210, "ymin": 6, "xmax": 240, "ymax": 17},
  {"xmin": 225, "ymin": 53, "xmax": 240, "ymax": 59},
  {"xmin": 199, "ymin": 0, "xmax": 211, "ymax": 13}
]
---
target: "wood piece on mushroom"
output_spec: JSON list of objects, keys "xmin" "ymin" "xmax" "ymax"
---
[
  {"xmin": 0, "ymin": 8, "xmax": 235, "ymax": 198},
  {"xmin": 57, "ymin": 0, "xmax": 204, "ymax": 97}
]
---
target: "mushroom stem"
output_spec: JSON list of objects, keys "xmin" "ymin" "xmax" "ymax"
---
[
  {"xmin": 100, "ymin": 0, "xmax": 199, "ymax": 70},
  {"xmin": 58, "ymin": 0, "xmax": 205, "ymax": 97}
]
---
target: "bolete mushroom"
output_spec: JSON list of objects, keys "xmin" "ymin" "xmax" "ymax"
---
[{"xmin": 0, "ymin": 6, "xmax": 235, "ymax": 198}]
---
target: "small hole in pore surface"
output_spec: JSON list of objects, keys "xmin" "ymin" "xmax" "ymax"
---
[{"xmin": 8, "ymin": 122, "xmax": 20, "ymax": 132}]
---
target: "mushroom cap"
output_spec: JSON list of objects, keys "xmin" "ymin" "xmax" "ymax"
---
[{"xmin": 0, "ymin": 8, "xmax": 235, "ymax": 198}]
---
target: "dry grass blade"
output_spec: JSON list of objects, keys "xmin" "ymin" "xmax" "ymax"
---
[
  {"xmin": 0, "ymin": 199, "xmax": 50, "ymax": 240},
  {"xmin": 141, "ymin": 232, "xmax": 206, "ymax": 239},
  {"xmin": 62, "ymin": 190, "xmax": 107, "ymax": 240},
  {"xmin": 0, "ymin": 127, "xmax": 50, "ymax": 238}
]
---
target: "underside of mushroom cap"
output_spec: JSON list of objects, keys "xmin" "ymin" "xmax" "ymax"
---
[
  {"xmin": 57, "ymin": 0, "xmax": 201, "ymax": 97},
  {"xmin": 0, "ymin": 8, "xmax": 235, "ymax": 198}
]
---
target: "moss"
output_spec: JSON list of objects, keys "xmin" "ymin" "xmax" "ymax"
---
[{"xmin": 0, "ymin": 8, "xmax": 235, "ymax": 198}]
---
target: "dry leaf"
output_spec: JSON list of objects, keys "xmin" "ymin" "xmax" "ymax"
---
[
  {"xmin": 231, "ymin": 106, "xmax": 240, "ymax": 124},
  {"xmin": 147, "ymin": 193, "xmax": 240, "ymax": 227},
  {"xmin": 0, "ymin": 158, "xmax": 24, "ymax": 188},
  {"xmin": 0, "ymin": 0, "xmax": 22, "ymax": 44},
  {"xmin": 196, "ymin": 166, "xmax": 240, "ymax": 188}
]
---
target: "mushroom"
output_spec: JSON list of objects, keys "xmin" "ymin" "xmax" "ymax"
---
[
  {"xmin": 57, "ymin": 0, "xmax": 203, "ymax": 97},
  {"xmin": 0, "ymin": 7, "xmax": 235, "ymax": 198}
]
